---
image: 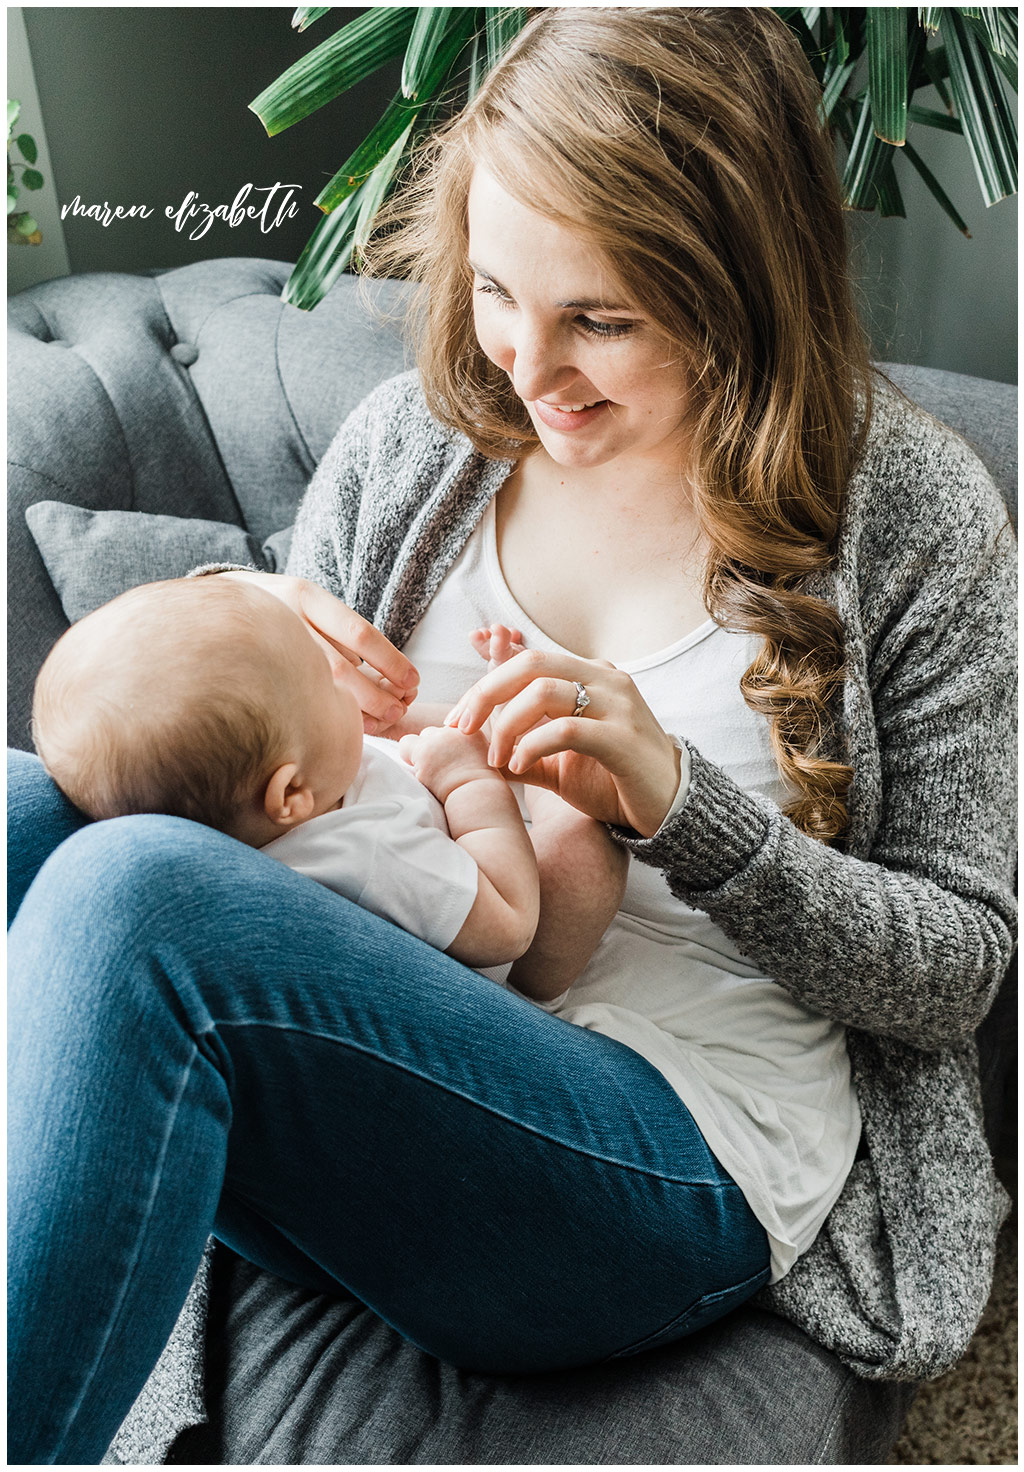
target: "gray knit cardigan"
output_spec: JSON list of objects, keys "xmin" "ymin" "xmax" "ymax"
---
[{"xmin": 109, "ymin": 369, "xmax": 1015, "ymax": 1461}]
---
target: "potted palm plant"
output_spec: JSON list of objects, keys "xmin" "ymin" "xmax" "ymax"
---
[{"xmin": 249, "ymin": 6, "xmax": 1018, "ymax": 310}]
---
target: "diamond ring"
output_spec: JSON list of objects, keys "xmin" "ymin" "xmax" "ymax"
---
[{"xmin": 571, "ymin": 681, "xmax": 591, "ymax": 718}]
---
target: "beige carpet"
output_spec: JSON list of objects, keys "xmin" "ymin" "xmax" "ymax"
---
[{"xmin": 887, "ymin": 1157, "xmax": 1017, "ymax": 1466}]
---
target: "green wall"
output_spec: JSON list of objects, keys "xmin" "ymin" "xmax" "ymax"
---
[
  {"xmin": 19, "ymin": 6, "xmax": 398, "ymax": 276},
  {"xmin": 849, "ymin": 105, "xmax": 1018, "ymax": 386}
]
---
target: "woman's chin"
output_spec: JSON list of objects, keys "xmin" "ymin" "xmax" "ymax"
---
[{"xmin": 531, "ymin": 420, "xmax": 618, "ymax": 469}]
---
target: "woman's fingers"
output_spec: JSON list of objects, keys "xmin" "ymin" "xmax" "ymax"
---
[
  {"xmin": 504, "ymin": 715, "xmax": 607, "ymax": 775},
  {"xmin": 485, "ymin": 677, "xmax": 586, "ymax": 768},
  {"xmin": 451, "ymin": 649, "xmax": 613, "ymax": 730},
  {"xmin": 445, "ymin": 646, "xmax": 681, "ymax": 834},
  {"xmin": 345, "ymin": 667, "xmax": 419, "ymax": 733},
  {"xmin": 507, "ymin": 717, "xmax": 682, "ymax": 836},
  {"xmin": 294, "ymin": 580, "xmax": 419, "ymax": 730},
  {"xmin": 213, "ymin": 571, "xmax": 418, "ymax": 730},
  {"xmin": 296, "ymin": 580, "xmax": 418, "ymax": 693}
]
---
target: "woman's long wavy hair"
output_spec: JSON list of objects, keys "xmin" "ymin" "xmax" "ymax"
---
[{"xmin": 366, "ymin": 6, "xmax": 874, "ymax": 842}]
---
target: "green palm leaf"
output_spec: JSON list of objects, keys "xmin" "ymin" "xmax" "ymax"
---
[
  {"xmin": 291, "ymin": 7, "xmax": 330, "ymax": 34},
  {"xmin": 821, "ymin": 58, "xmax": 856, "ymax": 119},
  {"xmin": 907, "ymin": 103, "xmax": 963, "ymax": 134},
  {"xmin": 467, "ymin": 30, "xmax": 486, "ymax": 99},
  {"xmin": 352, "ymin": 119, "xmax": 416, "ymax": 257},
  {"xmin": 315, "ymin": 10, "xmax": 478, "ymax": 213},
  {"xmin": 284, "ymin": 190, "xmax": 364, "ymax": 310},
  {"xmin": 875, "ymin": 156, "xmax": 907, "ymax": 217},
  {"xmin": 250, "ymin": 7, "xmax": 417, "ymax": 135},
  {"xmin": 943, "ymin": 8, "xmax": 1017, "ymax": 204},
  {"xmin": 314, "ymin": 96, "xmax": 418, "ymax": 212},
  {"xmin": 843, "ymin": 95, "xmax": 896, "ymax": 208},
  {"xmin": 921, "ymin": 43, "xmax": 954, "ymax": 108},
  {"xmin": 781, "ymin": 8, "xmax": 828, "ymax": 82},
  {"xmin": 257, "ymin": 6, "xmax": 1017, "ymax": 310},
  {"xmin": 977, "ymin": 8, "xmax": 1018, "ymax": 89},
  {"xmin": 485, "ymin": 8, "xmax": 527, "ymax": 69},
  {"xmin": 402, "ymin": 8, "xmax": 456, "ymax": 101},
  {"xmin": 867, "ymin": 9, "xmax": 909, "ymax": 144},
  {"xmin": 973, "ymin": 8, "xmax": 1007, "ymax": 55},
  {"xmin": 819, "ymin": 10, "xmax": 853, "ymax": 120}
]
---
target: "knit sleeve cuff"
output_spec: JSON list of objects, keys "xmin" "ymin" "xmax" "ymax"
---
[
  {"xmin": 186, "ymin": 563, "xmax": 262, "ymax": 578},
  {"xmin": 610, "ymin": 739, "xmax": 774, "ymax": 894}
]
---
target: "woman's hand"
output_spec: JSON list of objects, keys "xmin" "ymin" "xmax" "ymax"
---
[
  {"xmin": 444, "ymin": 650, "xmax": 682, "ymax": 837},
  {"xmin": 218, "ymin": 571, "xmax": 419, "ymax": 735}
]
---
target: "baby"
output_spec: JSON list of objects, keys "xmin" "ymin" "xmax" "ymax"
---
[{"xmin": 31, "ymin": 577, "xmax": 626, "ymax": 1000}]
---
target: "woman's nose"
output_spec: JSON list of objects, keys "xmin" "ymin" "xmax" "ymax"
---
[{"xmin": 507, "ymin": 320, "xmax": 578, "ymax": 404}]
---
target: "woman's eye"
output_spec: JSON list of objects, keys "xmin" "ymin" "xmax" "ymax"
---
[
  {"xmin": 475, "ymin": 283, "xmax": 515, "ymax": 309},
  {"xmin": 475, "ymin": 283, "xmax": 636, "ymax": 339},
  {"xmin": 578, "ymin": 316, "xmax": 636, "ymax": 339}
]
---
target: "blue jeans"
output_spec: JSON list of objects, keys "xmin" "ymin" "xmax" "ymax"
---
[{"xmin": 8, "ymin": 749, "xmax": 770, "ymax": 1465}]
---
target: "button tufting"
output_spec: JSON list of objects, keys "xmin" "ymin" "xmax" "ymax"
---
[{"xmin": 170, "ymin": 342, "xmax": 199, "ymax": 366}]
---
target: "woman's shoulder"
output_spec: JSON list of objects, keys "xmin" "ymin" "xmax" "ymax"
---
[
  {"xmin": 342, "ymin": 369, "xmax": 474, "ymax": 464},
  {"xmin": 843, "ymin": 373, "xmax": 1016, "ymax": 660},
  {"xmin": 847, "ymin": 372, "xmax": 1013, "ymax": 564}
]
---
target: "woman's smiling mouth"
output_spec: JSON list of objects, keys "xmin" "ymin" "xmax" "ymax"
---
[{"xmin": 532, "ymin": 398, "xmax": 609, "ymax": 430}]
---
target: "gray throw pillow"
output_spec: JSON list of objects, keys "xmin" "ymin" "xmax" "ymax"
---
[{"xmin": 25, "ymin": 501, "xmax": 294, "ymax": 624}]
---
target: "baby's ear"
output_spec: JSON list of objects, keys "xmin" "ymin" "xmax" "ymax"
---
[{"xmin": 263, "ymin": 763, "xmax": 315, "ymax": 829}]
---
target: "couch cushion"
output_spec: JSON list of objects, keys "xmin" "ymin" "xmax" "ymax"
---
[
  {"xmin": 152, "ymin": 261, "xmax": 412, "ymax": 540},
  {"xmin": 157, "ymin": 1247, "xmax": 915, "ymax": 1466},
  {"xmin": 25, "ymin": 500, "xmax": 292, "ymax": 624},
  {"xmin": 880, "ymin": 362, "xmax": 1017, "ymax": 526},
  {"xmin": 7, "ymin": 273, "xmax": 241, "ymax": 526}
]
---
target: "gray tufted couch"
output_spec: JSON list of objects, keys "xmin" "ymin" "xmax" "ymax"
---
[{"xmin": 7, "ymin": 258, "xmax": 1016, "ymax": 1464}]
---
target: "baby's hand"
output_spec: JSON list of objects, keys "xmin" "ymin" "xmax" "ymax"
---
[
  {"xmin": 398, "ymin": 725, "xmax": 500, "ymax": 805},
  {"xmin": 469, "ymin": 623, "xmax": 526, "ymax": 671}
]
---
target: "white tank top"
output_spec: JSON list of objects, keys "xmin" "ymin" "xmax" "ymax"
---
[{"xmin": 402, "ymin": 498, "xmax": 861, "ymax": 1281}]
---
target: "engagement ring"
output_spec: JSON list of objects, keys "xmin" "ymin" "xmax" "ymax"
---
[{"xmin": 572, "ymin": 681, "xmax": 591, "ymax": 718}]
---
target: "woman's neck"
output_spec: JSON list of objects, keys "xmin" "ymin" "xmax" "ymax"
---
[
  {"xmin": 493, "ymin": 453, "xmax": 710, "ymax": 663},
  {"xmin": 518, "ymin": 445, "xmax": 699, "ymax": 523}
]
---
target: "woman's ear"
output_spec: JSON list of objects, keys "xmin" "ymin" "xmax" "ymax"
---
[{"xmin": 263, "ymin": 763, "xmax": 316, "ymax": 829}]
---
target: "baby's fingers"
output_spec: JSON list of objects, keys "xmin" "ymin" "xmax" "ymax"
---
[
  {"xmin": 397, "ymin": 733, "xmax": 420, "ymax": 766},
  {"xmin": 469, "ymin": 628, "xmax": 492, "ymax": 662},
  {"xmin": 469, "ymin": 624, "xmax": 524, "ymax": 670}
]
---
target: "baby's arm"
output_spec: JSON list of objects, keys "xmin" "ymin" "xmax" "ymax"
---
[
  {"xmin": 510, "ymin": 786, "xmax": 628, "ymax": 1002},
  {"xmin": 468, "ymin": 624, "xmax": 628, "ymax": 1003},
  {"xmin": 398, "ymin": 726, "xmax": 539, "ymax": 970}
]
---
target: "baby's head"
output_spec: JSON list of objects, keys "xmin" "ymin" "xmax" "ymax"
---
[{"xmin": 32, "ymin": 577, "xmax": 365, "ymax": 846}]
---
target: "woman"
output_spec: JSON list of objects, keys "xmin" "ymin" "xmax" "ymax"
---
[{"xmin": 9, "ymin": 9, "xmax": 1015, "ymax": 1464}]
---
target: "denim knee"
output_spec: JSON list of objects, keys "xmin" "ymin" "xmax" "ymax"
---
[
  {"xmin": 12, "ymin": 814, "xmax": 244, "ymax": 1033},
  {"xmin": 7, "ymin": 747, "xmax": 91, "ymax": 918},
  {"xmin": 33, "ymin": 812, "xmax": 235, "ymax": 920}
]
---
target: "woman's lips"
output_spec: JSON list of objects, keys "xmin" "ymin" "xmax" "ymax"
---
[{"xmin": 531, "ymin": 398, "xmax": 609, "ymax": 432}]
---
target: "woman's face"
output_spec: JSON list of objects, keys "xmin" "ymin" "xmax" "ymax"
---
[{"xmin": 467, "ymin": 166, "xmax": 690, "ymax": 475}]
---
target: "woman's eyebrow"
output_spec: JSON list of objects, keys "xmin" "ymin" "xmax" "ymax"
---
[
  {"xmin": 468, "ymin": 262, "xmax": 505, "ymax": 289},
  {"xmin": 556, "ymin": 295, "xmax": 636, "ymax": 313},
  {"xmin": 469, "ymin": 263, "xmax": 636, "ymax": 315}
]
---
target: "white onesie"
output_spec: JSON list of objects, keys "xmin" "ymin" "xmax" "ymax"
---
[{"xmin": 261, "ymin": 736, "xmax": 482, "ymax": 960}]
